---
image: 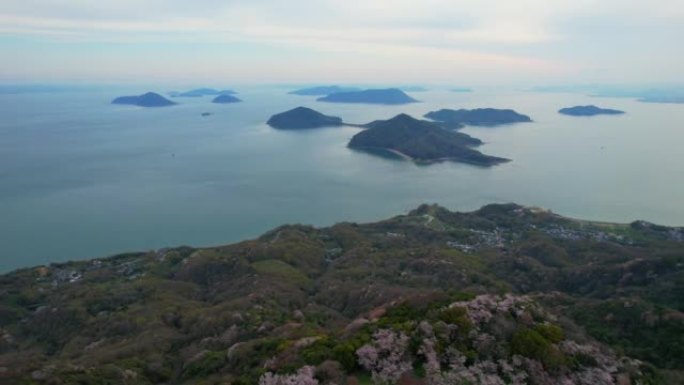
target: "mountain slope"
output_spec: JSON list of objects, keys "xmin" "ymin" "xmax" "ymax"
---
[{"xmin": 0, "ymin": 204, "xmax": 682, "ymax": 384}]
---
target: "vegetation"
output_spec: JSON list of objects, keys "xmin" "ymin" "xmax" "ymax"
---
[
  {"xmin": 349, "ymin": 114, "xmax": 508, "ymax": 166},
  {"xmin": 424, "ymin": 108, "xmax": 532, "ymax": 126},
  {"xmin": 267, "ymin": 107, "xmax": 344, "ymax": 129},
  {"xmin": 0, "ymin": 203, "xmax": 682, "ymax": 384}
]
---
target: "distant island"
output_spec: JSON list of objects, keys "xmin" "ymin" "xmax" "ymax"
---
[
  {"xmin": 317, "ymin": 88, "xmax": 419, "ymax": 105},
  {"xmin": 349, "ymin": 114, "xmax": 508, "ymax": 166},
  {"xmin": 288, "ymin": 85, "xmax": 361, "ymax": 96},
  {"xmin": 111, "ymin": 92, "xmax": 176, "ymax": 107},
  {"xmin": 558, "ymin": 105, "xmax": 625, "ymax": 116},
  {"xmin": 400, "ymin": 86, "xmax": 429, "ymax": 92},
  {"xmin": 531, "ymin": 85, "xmax": 684, "ymax": 104},
  {"xmin": 450, "ymin": 87, "xmax": 473, "ymax": 92},
  {"xmin": 211, "ymin": 94, "xmax": 242, "ymax": 104},
  {"xmin": 639, "ymin": 96, "xmax": 684, "ymax": 104},
  {"xmin": 170, "ymin": 88, "xmax": 237, "ymax": 97},
  {"xmin": 267, "ymin": 107, "xmax": 344, "ymax": 129},
  {"xmin": 425, "ymin": 108, "xmax": 532, "ymax": 126}
]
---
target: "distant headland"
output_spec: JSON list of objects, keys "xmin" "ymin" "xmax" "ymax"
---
[
  {"xmin": 558, "ymin": 105, "xmax": 625, "ymax": 116},
  {"xmin": 170, "ymin": 88, "xmax": 237, "ymax": 97},
  {"xmin": 267, "ymin": 107, "xmax": 344, "ymax": 129},
  {"xmin": 400, "ymin": 86, "xmax": 429, "ymax": 92},
  {"xmin": 349, "ymin": 114, "xmax": 507, "ymax": 166},
  {"xmin": 111, "ymin": 92, "xmax": 176, "ymax": 107},
  {"xmin": 288, "ymin": 86, "xmax": 362, "ymax": 96},
  {"xmin": 425, "ymin": 108, "xmax": 532, "ymax": 126},
  {"xmin": 317, "ymin": 88, "xmax": 418, "ymax": 105}
]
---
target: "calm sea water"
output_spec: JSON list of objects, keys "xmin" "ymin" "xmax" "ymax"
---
[{"xmin": 1, "ymin": 87, "xmax": 683, "ymax": 272}]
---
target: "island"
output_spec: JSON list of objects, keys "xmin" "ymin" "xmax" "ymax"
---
[
  {"xmin": 111, "ymin": 92, "xmax": 176, "ymax": 107},
  {"xmin": 400, "ymin": 85, "xmax": 429, "ymax": 92},
  {"xmin": 558, "ymin": 105, "xmax": 625, "ymax": 116},
  {"xmin": 425, "ymin": 108, "xmax": 532, "ymax": 126},
  {"xmin": 451, "ymin": 87, "xmax": 473, "ymax": 92},
  {"xmin": 267, "ymin": 107, "xmax": 344, "ymax": 129},
  {"xmin": 317, "ymin": 88, "xmax": 419, "ymax": 105},
  {"xmin": 211, "ymin": 94, "xmax": 242, "ymax": 104},
  {"xmin": 349, "ymin": 114, "xmax": 508, "ymax": 166},
  {"xmin": 639, "ymin": 96, "xmax": 684, "ymax": 103},
  {"xmin": 201, "ymin": 112, "xmax": 212, "ymax": 117},
  {"xmin": 171, "ymin": 88, "xmax": 237, "ymax": 97},
  {"xmin": 288, "ymin": 85, "xmax": 361, "ymax": 96}
]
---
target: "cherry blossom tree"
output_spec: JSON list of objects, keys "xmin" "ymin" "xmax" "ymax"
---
[
  {"xmin": 259, "ymin": 365, "xmax": 319, "ymax": 385},
  {"xmin": 356, "ymin": 329, "xmax": 412, "ymax": 384}
]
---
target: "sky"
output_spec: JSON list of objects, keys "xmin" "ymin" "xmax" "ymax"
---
[{"xmin": 0, "ymin": 0, "xmax": 683, "ymax": 86}]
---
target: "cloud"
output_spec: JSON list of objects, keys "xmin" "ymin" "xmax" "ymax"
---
[{"xmin": 0, "ymin": 0, "xmax": 682, "ymax": 83}]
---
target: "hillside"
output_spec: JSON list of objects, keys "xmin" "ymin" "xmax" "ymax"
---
[
  {"xmin": 1, "ymin": 204, "xmax": 682, "ymax": 384},
  {"xmin": 350, "ymin": 114, "xmax": 506, "ymax": 166}
]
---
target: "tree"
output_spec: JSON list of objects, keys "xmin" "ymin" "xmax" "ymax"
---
[{"xmin": 356, "ymin": 329, "xmax": 412, "ymax": 384}]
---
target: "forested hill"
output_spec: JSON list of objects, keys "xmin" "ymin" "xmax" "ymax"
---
[{"xmin": 1, "ymin": 204, "xmax": 682, "ymax": 384}]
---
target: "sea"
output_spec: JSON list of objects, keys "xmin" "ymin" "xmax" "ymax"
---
[{"xmin": 1, "ymin": 86, "xmax": 683, "ymax": 272}]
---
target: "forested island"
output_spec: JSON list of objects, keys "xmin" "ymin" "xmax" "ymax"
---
[
  {"xmin": 1, "ymin": 203, "xmax": 681, "ymax": 384},
  {"xmin": 267, "ymin": 107, "xmax": 344, "ymax": 129},
  {"xmin": 425, "ymin": 108, "xmax": 532, "ymax": 126},
  {"xmin": 558, "ymin": 105, "xmax": 625, "ymax": 116},
  {"xmin": 349, "ymin": 114, "xmax": 507, "ymax": 166},
  {"xmin": 211, "ymin": 94, "xmax": 242, "ymax": 104},
  {"xmin": 111, "ymin": 92, "xmax": 176, "ymax": 107}
]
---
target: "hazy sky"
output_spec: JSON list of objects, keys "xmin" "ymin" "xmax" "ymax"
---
[{"xmin": 1, "ymin": 0, "xmax": 682, "ymax": 85}]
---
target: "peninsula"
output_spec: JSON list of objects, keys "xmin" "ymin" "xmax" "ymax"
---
[
  {"xmin": 558, "ymin": 105, "xmax": 625, "ymax": 116},
  {"xmin": 211, "ymin": 94, "xmax": 242, "ymax": 104},
  {"xmin": 288, "ymin": 85, "xmax": 361, "ymax": 95},
  {"xmin": 111, "ymin": 92, "xmax": 176, "ymax": 107},
  {"xmin": 425, "ymin": 108, "xmax": 532, "ymax": 126},
  {"xmin": 267, "ymin": 107, "xmax": 344, "ymax": 129},
  {"xmin": 317, "ymin": 88, "xmax": 418, "ymax": 104},
  {"xmin": 349, "ymin": 114, "xmax": 507, "ymax": 166}
]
